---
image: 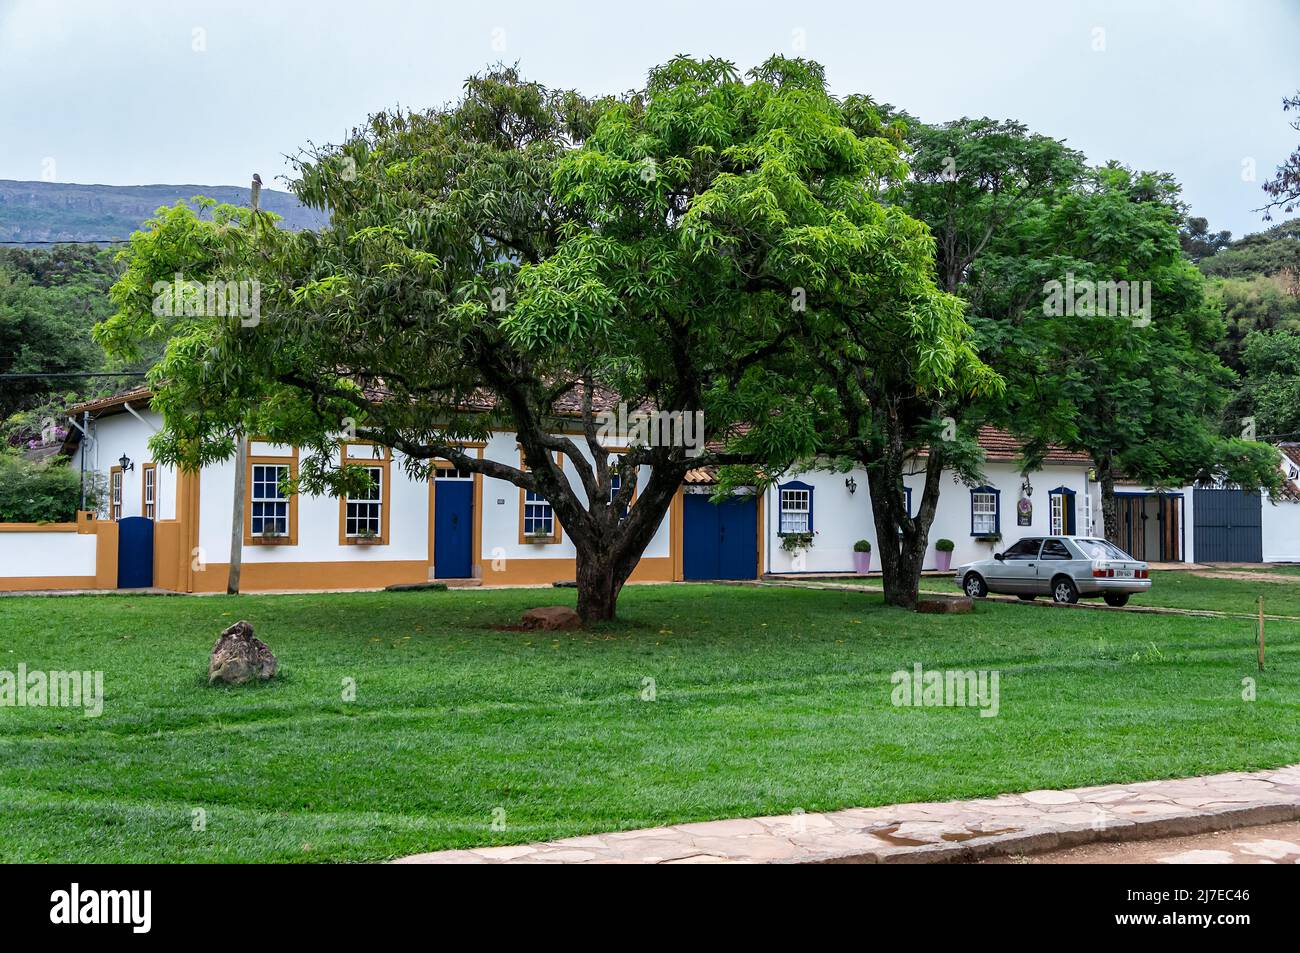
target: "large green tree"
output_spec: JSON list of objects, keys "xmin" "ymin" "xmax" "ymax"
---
[{"xmin": 98, "ymin": 59, "xmax": 977, "ymax": 620}]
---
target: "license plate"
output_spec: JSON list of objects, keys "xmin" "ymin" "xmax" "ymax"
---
[{"xmin": 1115, "ymin": 569, "xmax": 1135, "ymax": 579}]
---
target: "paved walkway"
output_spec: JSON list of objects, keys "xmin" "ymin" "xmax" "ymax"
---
[
  {"xmin": 395, "ymin": 763, "xmax": 1300, "ymax": 864},
  {"xmin": 984, "ymin": 820, "xmax": 1300, "ymax": 864}
]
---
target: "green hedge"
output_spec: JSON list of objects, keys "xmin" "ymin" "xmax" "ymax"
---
[{"xmin": 0, "ymin": 452, "xmax": 97, "ymax": 523}]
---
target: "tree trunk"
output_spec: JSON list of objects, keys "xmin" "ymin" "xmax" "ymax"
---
[
  {"xmin": 227, "ymin": 436, "xmax": 247, "ymax": 595},
  {"xmin": 574, "ymin": 548, "xmax": 627, "ymax": 622},
  {"xmin": 862, "ymin": 417, "xmax": 946, "ymax": 611},
  {"xmin": 1098, "ymin": 457, "xmax": 1119, "ymax": 543}
]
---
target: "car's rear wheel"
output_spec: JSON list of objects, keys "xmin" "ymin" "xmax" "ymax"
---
[
  {"xmin": 1016, "ymin": 594, "xmax": 1037, "ymax": 602},
  {"xmin": 1103, "ymin": 592, "xmax": 1130, "ymax": 608},
  {"xmin": 1051, "ymin": 576, "xmax": 1079, "ymax": 604},
  {"xmin": 963, "ymin": 573, "xmax": 988, "ymax": 598}
]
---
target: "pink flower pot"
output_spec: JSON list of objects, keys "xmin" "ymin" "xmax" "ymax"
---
[
  {"xmin": 935, "ymin": 550, "xmax": 952, "ymax": 572},
  {"xmin": 853, "ymin": 551, "xmax": 872, "ymax": 574}
]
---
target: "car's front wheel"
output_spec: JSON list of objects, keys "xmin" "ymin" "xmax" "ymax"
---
[
  {"xmin": 1051, "ymin": 576, "xmax": 1079, "ymax": 605},
  {"xmin": 964, "ymin": 573, "xmax": 988, "ymax": 598},
  {"xmin": 1103, "ymin": 592, "xmax": 1130, "ymax": 608}
]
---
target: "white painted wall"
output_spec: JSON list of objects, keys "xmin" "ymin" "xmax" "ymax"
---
[
  {"xmin": 1262, "ymin": 498, "xmax": 1300, "ymax": 563},
  {"xmin": 71, "ymin": 411, "xmax": 177, "ymax": 521},
  {"xmin": 478, "ymin": 431, "xmax": 671, "ymax": 565},
  {"xmin": 0, "ymin": 531, "xmax": 97, "ymax": 577},
  {"xmin": 764, "ymin": 461, "xmax": 1092, "ymax": 573}
]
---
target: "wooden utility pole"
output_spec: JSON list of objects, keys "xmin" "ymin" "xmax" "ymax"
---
[{"xmin": 226, "ymin": 173, "xmax": 261, "ymax": 595}]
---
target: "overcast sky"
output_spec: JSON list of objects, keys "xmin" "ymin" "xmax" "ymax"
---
[{"xmin": 1, "ymin": 0, "xmax": 1296, "ymax": 238}]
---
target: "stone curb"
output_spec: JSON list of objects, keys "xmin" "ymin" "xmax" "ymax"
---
[
  {"xmin": 396, "ymin": 764, "xmax": 1300, "ymax": 864},
  {"xmin": 796, "ymin": 802, "xmax": 1300, "ymax": 865}
]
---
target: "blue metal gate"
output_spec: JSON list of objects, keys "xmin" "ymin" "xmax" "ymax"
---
[
  {"xmin": 433, "ymin": 480, "xmax": 474, "ymax": 578},
  {"xmin": 683, "ymin": 494, "xmax": 757, "ymax": 580},
  {"xmin": 117, "ymin": 516, "xmax": 154, "ymax": 588},
  {"xmin": 1193, "ymin": 488, "xmax": 1262, "ymax": 563}
]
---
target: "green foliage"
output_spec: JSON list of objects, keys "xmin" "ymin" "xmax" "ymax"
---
[
  {"xmin": 0, "ymin": 450, "xmax": 98, "ymax": 522},
  {"xmin": 934, "ymin": 538, "xmax": 954, "ymax": 552},
  {"xmin": 853, "ymin": 538, "xmax": 871, "ymax": 552},
  {"xmin": 0, "ymin": 246, "xmax": 126, "ymax": 419},
  {"xmin": 1240, "ymin": 330, "xmax": 1300, "ymax": 437}
]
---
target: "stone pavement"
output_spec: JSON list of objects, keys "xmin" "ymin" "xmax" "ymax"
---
[
  {"xmin": 395, "ymin": 763, "xmax": 1300, "ymax": 864},
  {"xmin": 984, "ymin": 820, "xmax": 1300, "ymax": 864}
]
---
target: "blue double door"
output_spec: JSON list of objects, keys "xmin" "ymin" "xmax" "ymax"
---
[
  {"xmin": 433, "ymin": 479, "xmax": 474, "ymax": 578},
  {"xmin": 683, "ymin": 493, "xmax": 758, "ymax": 580}
]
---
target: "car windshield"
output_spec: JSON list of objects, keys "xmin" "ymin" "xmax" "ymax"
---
[{"xmin": 1074, "ymin": 538, "xmax": 1134, "ymax": 561}]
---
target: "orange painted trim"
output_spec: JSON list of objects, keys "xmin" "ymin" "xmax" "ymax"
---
[
  {"xmin": 671, "ymin": 485, "xmax": 685, "ymax": 581},
  {"xmin": 76, "ymin": 511, "xmax": 98, "ymax": 534},
  {"xmin": 141, "ymin": 462, "xmax": 157, "ymax": 519},
  {"xmin": 473, "ymin": 447, "xmax": 484, "ymax": 574},
  {"xmin": 0, "ymin": 522, "xmax": 78, "ymax": 532},
  {"xmin": 245, "ymin": 451, "xmax": 300, "ymax": 546},
  {"xmin": 94, "ymin": 518, "xmax": 118, "ymax": 588},
  {"xmin": 517, "ymin": 448, "xmax": 563, "ymax": 545},
  {"xmin": 191, "ymin": 559, "xmax": 428, "ymax": 593},
  {"xmin": 338, "ymin": 453, "xmax": 391, "ymax": 546},
  {"xmin": 755, "ymin": 491, "xmax": 765, "ymax": 577},
  {"xmin": 109, "ymin": 466, "xmax": 123, "ymax": 521},
  {"xmin": 0, "ymin": 575, "xmax": 99, "ymax": 592}
]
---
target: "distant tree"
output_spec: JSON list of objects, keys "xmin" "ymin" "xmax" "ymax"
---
[
  {"xmin": 1260, "ymin": 91, "xmax": 1300, "ymax": 219},
  {"xmin": 1240, "ymin": 330, "xmax": 1300, "ymax": 439},
  {"xmin": 1180, "ymin": 216, "xmax": 1233, "ymax": 262}
]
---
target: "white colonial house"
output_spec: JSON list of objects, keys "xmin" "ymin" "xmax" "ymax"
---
[{"xmin": 1, "ymin": 388, "xmax": 1297, "ymax": 593}]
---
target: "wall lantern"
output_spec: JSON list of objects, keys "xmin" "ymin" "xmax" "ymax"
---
[
  {"xmin": 845, "ymin": 476, "xmax": 857, "ymax": 495},
  {"xmin": 118, "ymin": 453, "xmax": 134, "ymax": 472},
  {"xmin": 1020, "ymin": 475, "xmax": 1033, "ymax": 497}
]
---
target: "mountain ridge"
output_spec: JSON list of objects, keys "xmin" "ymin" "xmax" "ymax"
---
[{"xmin": 0, "ymin": 179, "xmax": 327, "ymax": 244}]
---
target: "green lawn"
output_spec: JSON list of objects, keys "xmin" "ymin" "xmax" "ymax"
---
[
  {"xmin": 1133, "ymin": 570, "xmax": 1300, "ymax": 617},
  {"xmin": 1, "ymin": 583, "xmax": 1297, "ymax": 862}
]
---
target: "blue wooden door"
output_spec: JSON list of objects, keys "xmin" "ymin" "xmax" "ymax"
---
[
  {"xmin": 683, "ymin": 494, "xmax": 756, "ymax": 580},
  {"xmin": 718, "ymin": 497, "xmax": 758, "ymax": 579},
  {"xmin": 434, "ymin": 480, "xmax": 473, "ymax": 578},
  {"xmin": 117, "ymin": 516, "xmax": 154, "ymax": 588}
]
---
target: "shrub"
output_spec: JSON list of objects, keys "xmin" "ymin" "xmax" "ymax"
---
[
  {"xmin": 853, "ymin": 539, "xmax": 871, "ymax": 553},
  {"xmin": 935, "ymin": 538, "xmax": 955, "ymax": 552},
  {"xmin": 0, "ymin": 451, "xmax": 98, "ymax": 522}
]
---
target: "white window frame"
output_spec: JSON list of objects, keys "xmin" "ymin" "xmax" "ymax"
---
[
  {"xmin": 110, "ymin": 470, "xmax": 122, "ymax": 521},
  {"xmin": 344, "ymin": 465, "xmax": 384, "ymax": 538},
  {"xmin": 779, "ymin": 487, "xmax": 811, "ymax": 534},
  {"xmin": 251, "ymin": 463, "xmax": 291, "ymax": 537},
  {"xmin": 143, "ymin": 466, "xmax": 156, "ymax": 519},
  {"xmin": 1050, "ymin": 492, "xmax": 1065, "ymax": 535},
  {"xmin": 523, "ymin": 489, "xmax": 555, "ymax": 538},
  {"xmin": 971, "ymin": 490, "xmax": 998, "ymax": 535}
]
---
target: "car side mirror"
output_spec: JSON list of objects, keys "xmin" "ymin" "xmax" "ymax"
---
[{"xmin": 994, "ymin": 552, "xmax": 1005, "ymax": 561}]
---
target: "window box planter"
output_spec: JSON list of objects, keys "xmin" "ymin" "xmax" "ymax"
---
[{"xmin": 352, "ymin": 536, "xmax": 384, "ymax": 545}]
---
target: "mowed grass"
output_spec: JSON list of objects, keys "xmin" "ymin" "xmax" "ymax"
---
[
  {"xmin": 1133, "ymin": 570, "xmax": 1300, "ymax": 617},
  {"xmin": 1, "ymin": 583, "xmax": 1297, "ymax": 862}
]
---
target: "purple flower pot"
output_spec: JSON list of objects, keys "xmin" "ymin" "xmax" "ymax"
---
[
  {"xmin": 935, "ymin": 550, "xmax": 952, "ymax": 572},
  {"xmin": 853, "ymin": 551, "xmax": 872, "ymax": 574}
]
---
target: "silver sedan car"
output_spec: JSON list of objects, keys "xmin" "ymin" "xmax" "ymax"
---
[{"xmin": 954, "ymin": 536, "xmax": 1151, "ymax": 607}]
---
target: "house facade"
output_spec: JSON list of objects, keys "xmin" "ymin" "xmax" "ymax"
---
[{"xmin": 3, "ymin": 390, "xmax": 1297, "ymax": 593}]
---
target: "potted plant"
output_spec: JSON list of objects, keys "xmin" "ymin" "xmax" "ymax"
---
[
  {"xmin": 259, "ymin": 525, "xmax": 285, "ymax": 544},
  {"xmin": 354, "ymin": 528, "xmax": 382, "ymax": 545},
  {"xmin": 934, "ymin": 538, "xmax": 954, "ymax": 572},
  {"xmin": 852, "ymin": 539, "xmax": 871, "ymax": 574}
]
